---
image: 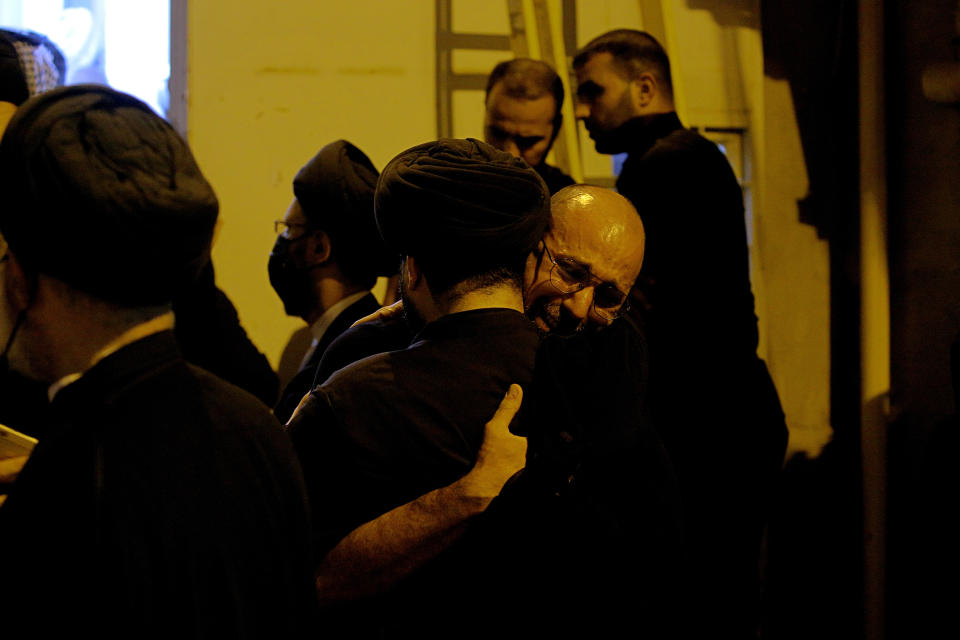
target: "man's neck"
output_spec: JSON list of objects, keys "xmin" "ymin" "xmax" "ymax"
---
[
  {"xmin": 303, "ymin": 277, "xmax": 368, "ymax": 326},
  {"xmin": 42, "ymin": 311, "xmax": 175, "ymax": 383},
  {"xmin": 442, "ymin": 285, "xmax": 524, "ymax": 317}
]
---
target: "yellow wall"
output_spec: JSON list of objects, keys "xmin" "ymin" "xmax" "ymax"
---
[
  {"xmin": 187, "ymin": 0, "xmax": 436, "ymax": 367},
  {"xmin": 186, "ymin": 0, "xmax": 832, "ymax": 454}
]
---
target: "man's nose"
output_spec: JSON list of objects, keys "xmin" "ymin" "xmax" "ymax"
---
[
  {"xmin": 574, "ymin": 101, "xmax": 590, "ymax": 120},
  {"xmin": 563, "ymin": 287, "xmax": 594, "ymax": 322}
]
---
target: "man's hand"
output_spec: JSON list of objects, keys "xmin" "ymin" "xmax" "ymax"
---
[
  {"xmin": 315, "ymin": 385, "xmax": 526, "ymax": 603},
  {"xmin": 350, "ymin": 300, "xmax": 404, "ymax": 328},
  {"xmin": 0, "ymin": 455, "xmax": 28, "ymax": 507},
  {"xmin": 455, "ymin": 384, "xmax": 525, "ymax": 504},
  {"xmin": 0, "ymin": 455, "xmax": 27, "ymax": 484}
]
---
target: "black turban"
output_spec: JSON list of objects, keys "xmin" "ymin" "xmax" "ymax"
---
[
  {"xmin": 0, "ymin": 85, "xmax": 218, "ymax": 307},
  {"xmin": 0, "ymin": 32, "xmax": 28, "ymax": 106},
  {"xmin": 374, "ymin": 138, "xmax": 549, "ymax": 283},
  {"xmin": 293, "ymin": 140, "xmax": 397, "ymax": 279}
]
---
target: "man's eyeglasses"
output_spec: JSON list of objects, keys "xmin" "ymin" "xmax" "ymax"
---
[
  {"xmin": 274, "ymin": 220, "xmax": 312, "ymax": 237},
  {"xmin": 541, "ymin": 243, "xmax": 630, "ymax": 321}
]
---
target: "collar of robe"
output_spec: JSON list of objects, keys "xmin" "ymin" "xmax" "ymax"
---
[{"xmin": 616, "ymin": 111, "xmax": 684, "ymax": 157}]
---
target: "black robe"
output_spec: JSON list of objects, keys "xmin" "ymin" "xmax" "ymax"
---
[
  {"xmin": 616, "ymin": 112, "xmax": 787, "ymax": 639},
  {"xmin": 0, "ymin": 331, "xmax": 317, "ymax": 638},
  {"xmin": 172, "ymin": 262, "xmax": 280, "ymax": 407},
  {"xmin": 288, "ymin": 308, "xmax": 539, "ymax": 558},
  {"xmin": 273, "ymin": 292, "xmax": 381, "ymax": 424},
  {"xmin": 534, "ymin": 161, "xmax": 575, "ymax": 195},
  {"xmin": 312, "ymin": 315, "xmax": 414, "ymax": 386},
  {"xmin": 385, "ymin": 321, "xmax": 684, "ymax": 640}
]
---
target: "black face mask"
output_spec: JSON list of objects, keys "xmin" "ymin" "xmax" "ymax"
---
[{"xmin": 268, "ymin": 235, "xmax": 317, "ymax": 319}]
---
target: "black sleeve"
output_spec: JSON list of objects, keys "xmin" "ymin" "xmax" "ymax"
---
[
  {"xmin": 287, "ymin": 389, "xmax": 381, "ymax": 561},
  {"xmin": 173, "ymin": 264, "xmax": 280, "ymax": 407}
]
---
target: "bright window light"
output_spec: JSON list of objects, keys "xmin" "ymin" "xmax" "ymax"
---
[{"xmin": 1, "ymin": 0, "xmax": 170, "ymax": 116}]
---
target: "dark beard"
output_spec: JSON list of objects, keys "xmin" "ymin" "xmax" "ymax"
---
[
  {"xmin": 590, "ymin": 127, "xmax": 630, "ymax": 155},
  {"xmin": 527, "ymin": 296, "xmax": 590, "ymax": 336}
]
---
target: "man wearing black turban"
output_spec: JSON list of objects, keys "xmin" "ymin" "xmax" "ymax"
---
[
  {"xmin": 287, "ymin": 138, "xmax": 549, "ymax": 634},
  {"xmin": 270, "ymin": 140, "xmax": 397, "ymax": 424},
  {"xmin": 0, "ymin": 86, "xmax": 316, "ymax": 637}
]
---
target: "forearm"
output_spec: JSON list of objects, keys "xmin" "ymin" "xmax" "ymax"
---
[
  {"xmin": 315, "ymin": 479, "xmax": 490, "ymax": 605},
  {"xmin": 315, "ymin": 383, "xmax": 525, "ymax": 605}
]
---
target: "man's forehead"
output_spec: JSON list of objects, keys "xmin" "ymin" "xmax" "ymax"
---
[
  {"xmin": 548, "ymin": 200, "xmax": 644, "ymax": 288},
  {"xmin": 486, "ymin": 88, "xmax": 555, "ymax": 123}
]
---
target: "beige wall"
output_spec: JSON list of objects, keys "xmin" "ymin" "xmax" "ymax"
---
[{"xmin": 187, "ymin": 0, "xmax": 436, "ymax": 367}]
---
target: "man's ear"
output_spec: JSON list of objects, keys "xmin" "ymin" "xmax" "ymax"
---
[
  {"xmin": 306, "ymin": 229, "xmax": 332, "ymax": 266},
  {"xmin": 403, "ymin": 255, "xmax": 424, "ymax": 290},
  {"xmin": 633, "ymin": 72, "xmax": 658, "ymax": 110}
]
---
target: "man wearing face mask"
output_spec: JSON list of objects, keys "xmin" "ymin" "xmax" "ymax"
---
[
  {"xmin": 270, "ymin": 140, "xmax": 397, "ymax": 424},
  {"xmin": 0, "ymin": 86, "xmax": 316, "ymax": 637}
]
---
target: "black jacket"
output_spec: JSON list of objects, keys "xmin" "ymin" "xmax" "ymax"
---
[
  {"xmin": 0, "ymin": 331, "xmax": 317, "ymax": 638},
  {"xmin": 289, "ymin": 308, "xmax": 540, "ymax": 558},
  {"xmin": 274, "ymin": 292, "xmax": 381, "ymax": 424}
]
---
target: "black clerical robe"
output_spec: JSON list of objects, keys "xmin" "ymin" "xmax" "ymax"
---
[
  {"xmin": 173, "ymin": 262, "xmax": 280, "ymax": 407},
  {"xmin": 0, "ymin": 331, "xmax": 316, "ymax": 638},
  {"xmin": 312, "ymin": 315, "xmax": 413, "ymax": 386},
  {"xmin": 384, "ymin": 321, "xmax": 683, "ymax": 640},
  {"xmin": 288, "ymin": 308, "xmax": 539, "ymax": 559},
  {"xmin": 534, "ymin": 161, "xmax": 575, "ymax": 195},
  {"xmin": 274, "ymin": 292, "xmax": 381, "ymax": 424},
  {"xmin": 616, "ymin": 112, "xmax": 787, "ymax": 638}
]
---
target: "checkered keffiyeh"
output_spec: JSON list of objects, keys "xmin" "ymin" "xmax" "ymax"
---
[{"xmin": 0, "ymin": 29, "xmax": 66, "ymax": 97}]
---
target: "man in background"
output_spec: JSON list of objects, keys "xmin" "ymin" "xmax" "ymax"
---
[
  {"xmin": 574, "ymin": 28, "xmax": 787, "ymax": 639},
  {"xmin": 484, "ymin": 58, "xmax": 574, "ymax": 194},
  {"xmin": 270, "ymin": 140, "xmax": 397, "ymax": 422}
]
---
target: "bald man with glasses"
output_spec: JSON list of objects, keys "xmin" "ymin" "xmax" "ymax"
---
[{"xmin": 522, "ymin": 184, "xmax": 644, "ymax": 335}]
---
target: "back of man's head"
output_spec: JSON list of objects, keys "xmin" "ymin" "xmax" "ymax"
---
[
  {"xmin": 573, "ymin": 29, "xmax": 674, "ymax": 101},
  {"xmin": 0, "ymin": 85, "xmax": 219, "ymax": 308},
  {"xmin": 374, "ymin": 138, "xmax": 549, "ymax": 299},
  {"xmin": 486, "ymin": 58, "xmax": 564, "ymax": 130},
  {"xmin": 292, "ymin": 140, "xmax": 397, "ymax": 289}
]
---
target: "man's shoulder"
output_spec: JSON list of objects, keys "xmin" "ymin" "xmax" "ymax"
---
[
  {"xmin": 187, "ymin": 362, "xmax": 280, "ymax": 425},
  {"xmin": 640, "ymin": 126, "xmax": 720, "ymax": 164},
  {"xmin": 315, "ymin": 316, "xmax": 412, "ymax": 385},
  {"xmin": 620, "ymin": 124, "xmax": 737, "ymax": 195}
]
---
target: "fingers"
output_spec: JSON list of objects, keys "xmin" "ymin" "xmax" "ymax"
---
[
  {"xmin": 351, "ymin": 300, "xmax": 404, "ymax": 328},
  {"xmin": 487, "ymin": 384, "xmax": 523, "ymax": 429}
]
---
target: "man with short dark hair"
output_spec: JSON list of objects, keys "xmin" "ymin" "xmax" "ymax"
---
[
  {"xmin": 0, "ymin": 85, "xmax": 316, "ymax": 638},
  {"xmin": 574, "ymin": 28, "xmax": 787, "ymax": 639},
  {"xmin": 484, "ymin": 58, "xmax": 574, "ymax": 194},
  {"xmin": 288, "ymin": 138, "xmax": 548, "ymax": 635},
  {"xmin": 270, "ymin": 140, "xmax": 396, "ymax": 423}
]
